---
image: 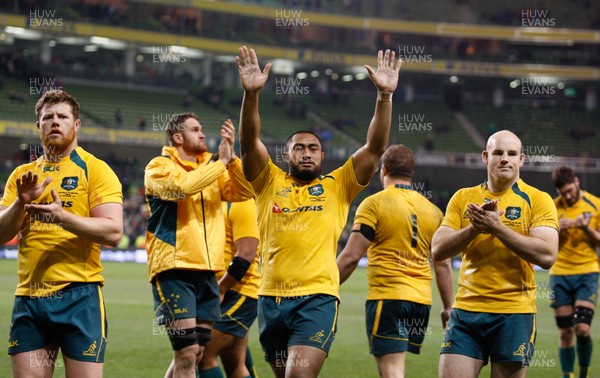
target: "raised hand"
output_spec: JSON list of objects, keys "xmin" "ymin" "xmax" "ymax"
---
[
  {"xmin": 218, "ymin": 126, "xmax": 233, "ymax": 165},
  {"xmin": 236, "ymin": 46, "xmax": 272, "ymax": 93},
  {"xmin": 221, "ymin": 119, "xmax": 237, "ymax": 160},
  {"xmin": 16, "ymin": 171, "xmax": 51, "ymax": 205},
  {"xmin": 364, "ymin": 49, "xmax": 403, "ymax": 94}
]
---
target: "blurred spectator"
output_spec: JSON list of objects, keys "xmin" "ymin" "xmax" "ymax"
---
[
  {"xmin": 137, "ymin": 115, "xmax": 146, "ymax": 130},
  {"xmin": 182, "ymin": 95, "xmax": 193, "ymax": 109},
  {"xmin": 424, "ymin": 134, "xmax": 435, "ymax": 151},
  {"xmin": 202, "ymin": 83, "xmax": 223, "ymax": 109},
  {"xmin": 115, "ymin": 109, "xmax": 123, "ymax": 127}
]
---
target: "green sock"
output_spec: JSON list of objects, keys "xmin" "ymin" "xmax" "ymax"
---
[
  {"xmin": 197, "ymin": 366, "xmax": 224, "ymax": 378},
  {"xmin": 559, "ymin": 346, "xmax": 575, "ymax": 377},
  {"xmin": 577, "ymin": 337, "xmax": 592, "ymax": 378},
  {"xmin": 246, "ymin": 345, "xmax": 258, "ymax": 378}
]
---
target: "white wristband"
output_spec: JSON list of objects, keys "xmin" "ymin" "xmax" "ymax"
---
[{"xmin": 377, "ymin": 92, "xmax": 392, "ymax": 102}]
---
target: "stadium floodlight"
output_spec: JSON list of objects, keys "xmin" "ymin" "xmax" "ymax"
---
[
  {"xmin": 56, "ymin": 36, "xmax": 89, "ymax": 45},
  {"xmin": 310, "ymin": 70, "xmax": 319, "ymax": 77},
  {"xmin": 271, "ymin": 59, "xmax": 295, "ymax": 75},
  {"xmin": 342, "ymin": 74, "xmax": 353, "ymax": 82},
  {"xmin": 3, "ymin": 26, "xmax": 41, "ymax": 40},
  {"xmin": 355, "ymin": 72, "xmax": 368, "ymax": 80},
  {"xmin": 450, "ymin": 75, "xmax": 458, "ymax": 83},
  {"xmin": 90, "ymin": 36, "xmax": 127, "ymax": 50},
  {"xmin": 325, "ymin": 68, "xmax": 333, "ymax": 76}
]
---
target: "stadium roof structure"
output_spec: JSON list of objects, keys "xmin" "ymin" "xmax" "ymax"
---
[{"xmin": 1, "ymin": 4, "xmax": 599, "ymax": 81}]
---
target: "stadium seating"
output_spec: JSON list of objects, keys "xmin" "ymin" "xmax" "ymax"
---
[{"xmin": 464, "ymin": 103, "xmax": 600, "ymax": 157}]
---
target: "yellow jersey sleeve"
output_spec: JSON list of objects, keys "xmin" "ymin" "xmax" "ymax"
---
[
  {"xmin": 0, "ymin": 168, "xmax": 19, "ymax": 208},
  {"xmin": 229, "ymin": 198, "xmax": 260, "ymax": 241},
  {"xmin": 441, "ymin": 190, "xmax": 465, "ymax": 230},
  {"xmin": 88, "ymin": 158, "xmax": 123, "ymax": 209}
]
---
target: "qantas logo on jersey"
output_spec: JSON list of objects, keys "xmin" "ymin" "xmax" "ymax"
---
[
  {"xmin": 35, "ymin": 200, "xmax": 73, "ymax": 208},
  {"xmin": 272, "ymin": 202, "xmax": 323, "ymax": 213}
]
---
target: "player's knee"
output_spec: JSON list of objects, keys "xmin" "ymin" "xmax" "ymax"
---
[
  {"xmin": 196, "ymin": 327, "xmax": 212, "ymax": 347},
  {"xmin": 555, "ymin": 314, "xmax": 574, "ymax": 329},
  {"xmin": 168, "ymin": 327, "xmax": 198, "ymax": 351},
  {"xmin": 577, "ymin": 335, "xmax": 592, "ymax": 345},
  {"xmin": 573, "ymin": 306, "xmax": 594, "ymax": 326}
]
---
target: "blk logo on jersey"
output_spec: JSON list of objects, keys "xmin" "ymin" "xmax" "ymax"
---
[
  {"xmin": 61, "ymin": 176, "xmax": 78, "ymax": 191},
  {"xmin": 505, "ymin": 206, "xmax": 521, "ymax": 220},
  {"xmin": 308, "ymin": 184, "xmax": 324, "ymax": 196},
  {"xmin": 43, "ymin": 165, "xmax": 59, "ymax": 172}
]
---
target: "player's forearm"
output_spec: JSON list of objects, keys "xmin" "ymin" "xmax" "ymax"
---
[
  {"xmin": 337, "ymin": 253, "xmax": 360, "ymax": 285},
  {"xmin": 431, "ymin": 225, "xmax": 479, "ymax": 261},
  {"xmin": 146, "ymin": 161, "xmax": 227, "ymax": 200},
  {"xmin": 0, "ymin": 200, "xmax": 26, "ymax": 244},
  {"xmin": 60, "ymin": 212, "xmax": 123, "ymax": 247},
  {"xmin": 364, "ymin": 98, "xmax": 392, "ymax": 159},
  {"xmin": 583, "ymin": 226, "xmax": 600, "ymax": 247},
  {"xmin": 492, "ymin": 224, "xmax": 556, "ymax": 269},
  {"xmin": 218, "ymin": 274, "xmax": 238, "ymax": 296},
  {"xmin": 434, "ymin": 259, "xmax": 454, "ymax": 311}
]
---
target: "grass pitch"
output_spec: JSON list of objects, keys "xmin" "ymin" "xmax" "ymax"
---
[{"xmin": 0, "ymin": 259, "xmax": 599, "ymax": 377}]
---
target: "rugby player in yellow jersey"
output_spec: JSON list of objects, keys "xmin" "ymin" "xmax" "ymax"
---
[
  {"xmin": 198, "ymin": 199, "xmax": 260, "ymax": 378},
  {"xmin": 432, "ymin": 130, "xmax": 559, "ymax": 378},
  {"xmin": 145, "ymin": 114, "xmax": 254, "ymax": 378},
  {"xmin": 336, "ymin": 144, "xmax": 454, "ymax": 378},
  {"xmin": 550, "ymin": 166, "xmax": 600, "ymax": 378},
  {"xmin": 0, "ymin": 90, "xmax": 123, "ymax": 378},
  {"xmin": 236, "ymin": 45, "xmax": 401, "ymax": 378}
]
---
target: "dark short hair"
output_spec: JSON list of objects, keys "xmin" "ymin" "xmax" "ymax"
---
[
  {"xmin": 167, "ymin": 112, "xmax": 199, "ymax": 144},
  {"xmin": 286, "ymin": 130, "xmax": 323, "ymax": 150},
  {"xmin": 552, "ymin": 166, "xmax": 577, "ymax": 189},
  {"xmin": 382, "ymin": 144, "xmax": 414, "ymax": 179},
  {"xmin": 35, "ymin": 89, "xmax": 80, "ymax": 121}
]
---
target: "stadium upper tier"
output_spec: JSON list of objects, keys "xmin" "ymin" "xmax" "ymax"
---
[
  {"xmin": 8, "ymin": 0, "xmax": 599, "ymax": 30},
  {"xmin": 1, "ymin": 0, "xmax": 599, "ymax": 67}
]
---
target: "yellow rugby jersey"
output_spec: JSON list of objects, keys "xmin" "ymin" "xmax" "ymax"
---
[
  {"xmin": 355, "ymin": 184, "xmax": 443, "ymax": 304},
  {"xmin": 217, "ymin": 199, "xmax": 261, "ymax": 299},
  {"xmin": 251, "ymin": 157, "xmax": 365, "ymax": 299},
  {"xmin": 0, "ymin": 147, "xmax": 123, "ymax": 296},
  {"xmin": 442, "ymin": 179, "xmax": 558, "ymax": 313},
  {"xmin": 551, "ymin": 191, "xmax": 600, "ymax": 275}
]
